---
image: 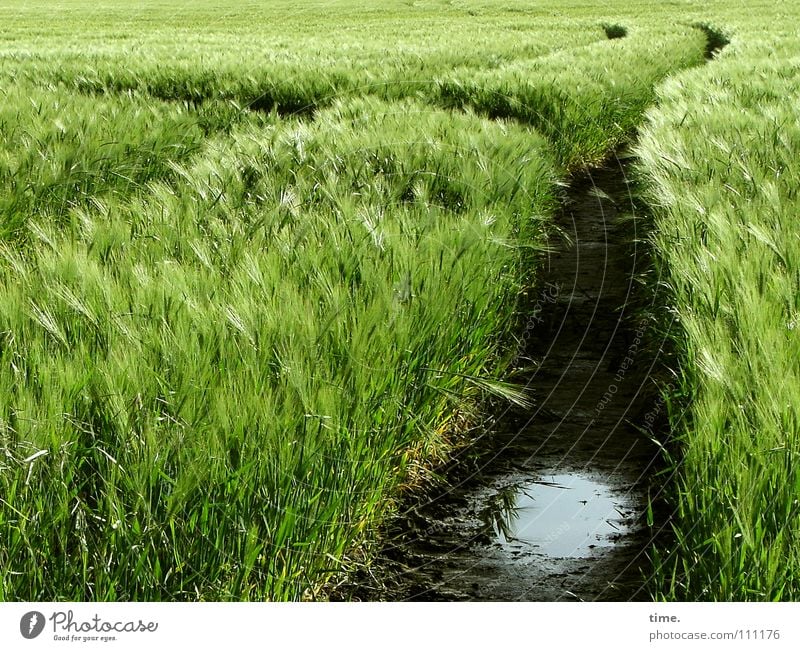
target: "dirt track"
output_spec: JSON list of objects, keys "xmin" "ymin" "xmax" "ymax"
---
[{"xmin": 338, "ymin": 154, "xmax": 670, "ymax": 601}]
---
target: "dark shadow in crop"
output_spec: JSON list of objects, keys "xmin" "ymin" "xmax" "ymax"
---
[
  {"xmin": 693, "ymin": 22, "xmax": 731, "ymax": 59},
  {"xmin": 59, "ymin": 80, "xmax": 321, "ymax": 128},
  {"xmin": 245, "ymin": 94, "xmax": 319, "ymax": 119},
  {"xmin": 602, "ymin": 23, "xmax": 628, "ymax": 40}
]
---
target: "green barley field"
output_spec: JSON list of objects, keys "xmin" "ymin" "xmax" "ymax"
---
[{"xmin": 0, "ymin": 0, "xmax": 798, "ymax": 601}]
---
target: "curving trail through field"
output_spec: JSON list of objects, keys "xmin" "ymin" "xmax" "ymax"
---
[
  {"xmin": 337, "ymin": 156, "xmax": 665, "ymax": 601},
  {"xmin": 335, "ymin": 29, "xmax": 729, "ymax": 601}
]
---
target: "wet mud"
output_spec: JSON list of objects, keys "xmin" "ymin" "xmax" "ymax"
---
[{"xmin": 339, "ymin": 153, "xmax": 668, "ymax": 601}]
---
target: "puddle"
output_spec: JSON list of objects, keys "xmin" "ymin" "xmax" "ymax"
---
[{"xmin": 485, "ymin": 474, "xmax": 634, "ymax": 558}]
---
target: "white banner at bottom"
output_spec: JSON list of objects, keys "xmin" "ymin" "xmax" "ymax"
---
[{"xmin": 0, "ymin": 602, "xmax": 797, "ymax": 651}]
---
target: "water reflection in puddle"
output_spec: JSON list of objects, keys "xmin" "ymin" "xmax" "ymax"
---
[{"xmin": 483, "ymin": 473, "xmax": 635, "ymax": 558}]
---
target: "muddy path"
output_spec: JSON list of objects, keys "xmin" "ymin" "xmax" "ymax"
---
[{"xmin": 337, "ymin": 153, "xmax": 669, "ymax": 601}]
